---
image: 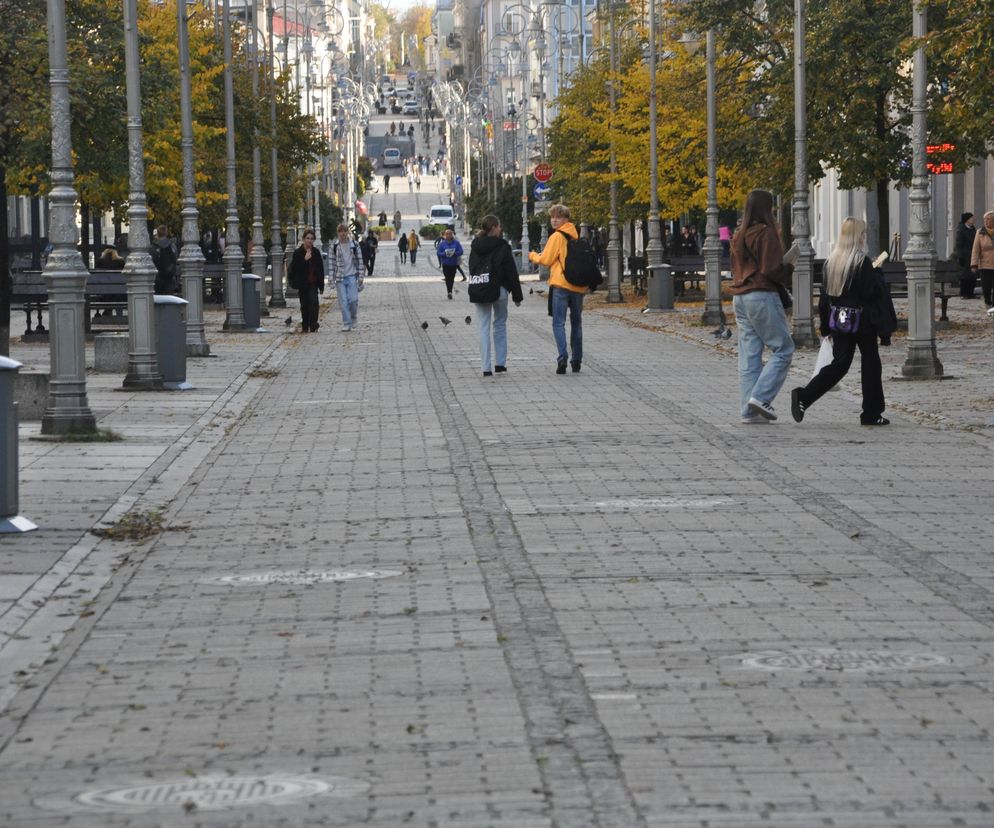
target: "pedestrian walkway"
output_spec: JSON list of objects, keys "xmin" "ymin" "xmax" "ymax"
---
[{"xmin": 2, "ymin": 283, "xmax": 993, "ymax": 827}]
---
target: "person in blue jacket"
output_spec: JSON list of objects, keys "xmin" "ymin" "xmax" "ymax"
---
[{"xmin": 435, "ymin": 228, "xmax": 464, "ymax": 300}]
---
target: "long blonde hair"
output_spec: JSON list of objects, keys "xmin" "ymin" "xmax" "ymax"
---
[{"xmin": 824, "ymin": 217, "xmax": 867, "ymax": 296}]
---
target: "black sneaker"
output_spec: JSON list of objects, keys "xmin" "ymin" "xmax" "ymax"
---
[
  {"xmin": 571, "ymin": 362, "xmax": 581, "ymax": 373},
  {"xmin": 556, "ymin": 360, "xmax": 567, "ymax": 375},
  {"xmin": 790, "ymin": 388, "xmax": 805, "ymax": 423},
  {"xmin": 483, "ymin": 371, "xmax": 493, "ymax": 377},
  {"xmin": 860, "ymin": 415, "xmax": 890, "ymax": 426},
  {"xmin": 494, "ymin": 365, "xmax": 506, "ymax": 373}
]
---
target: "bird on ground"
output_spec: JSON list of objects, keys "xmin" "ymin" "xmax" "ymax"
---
[
  {"xmin": 529, "ymin": 288, "xmax": 533, "ymax": 294},
  {"xmin": 464, "ymin": 316, "xmax": 471, "ymax": 325},
  {"xmin": 711, "ymin": 324, "xmax": 726, "ymax": 338},
  {"xmin": 439, "ymin": 317, "xmax": 451, "ymax": 326},
  {"xmin": 284, "ymin": 316, "xmax": 293, "ymax": 327},
  {"xmin": 720, "ymin": 327, "xmax": 732, "ymax": 340},
  {"xmin": 421, "ymin": 321, "xmax": 429, "ymax": 330}
]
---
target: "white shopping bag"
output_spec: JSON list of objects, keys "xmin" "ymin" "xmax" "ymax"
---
[{"xmin": 812, "ymin": 336, "xmax": 833, "ymax": 379}]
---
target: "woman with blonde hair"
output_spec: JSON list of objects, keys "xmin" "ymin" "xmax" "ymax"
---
[
  {"xmin": 790, "ymin": 217, "xmax": 890, "ymax": 425},
  {"xmin": 970, "ymin": 210, "xmax": 994, "ymax": 308}
]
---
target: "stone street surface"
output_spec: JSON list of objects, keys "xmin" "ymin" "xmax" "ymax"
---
[{"xmin": 3, "ymin": 254, "xmax": 994, "ymax": 827}]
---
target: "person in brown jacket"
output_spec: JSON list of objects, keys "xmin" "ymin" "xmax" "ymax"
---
[
  {"xmin": 970, "ymin": 210, "xmax": 994, "ymax": 308},
  {"xmin": 729, "ymin": 189, "xmax": 796, "ymax": 422}
]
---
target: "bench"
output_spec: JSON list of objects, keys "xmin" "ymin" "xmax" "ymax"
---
[{"xmin": 12, "ymin": 270, "xmax": 133, "ymax": 340}]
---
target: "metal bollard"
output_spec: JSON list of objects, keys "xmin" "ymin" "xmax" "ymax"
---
[
  {"xmin": 644, "ymin": 264, "xmax": 675, "ymax": 313},
  {"xmin": 154, "ymin": 295, "xmax": 193, "ymax": 391},
  {"xmin": 0, "ymin": 356, "xmax": 38, "ymax": 533}
]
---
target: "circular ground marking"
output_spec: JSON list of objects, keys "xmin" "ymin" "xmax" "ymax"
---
[
  {"xmin": 72, "ymin": 775, "xmax": 368, "ymax": 812},
  {"xmin": 215, "ymin": 570, "xmax": 402, "ymax": 586},
  {"xmin": 740, "ymin": 648, "xmax": 950, "ymax": 672}
]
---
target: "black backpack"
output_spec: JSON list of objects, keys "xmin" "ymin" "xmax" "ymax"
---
[
  {"xmin": 467, "ymin": 248, "xmax": 502, "ymax": 304},
  {"xmin": 557, "ymin": 230, "xmax": 603, "ymax": 290}
]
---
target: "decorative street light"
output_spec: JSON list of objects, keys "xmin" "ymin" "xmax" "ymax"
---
[
  {"xmin": 122, "ymin": 0, "xmax": 163, "ymax": 386},
  {"xmin": 901, "ymin": 2, "xmax": 943, "ymax": 378},
  {"xmin": 249, "ymin": 6, "xmax": 269, "ymax": 318},
  {"xmin": 644, "ymin": 0, "xmax": 663, "ymax": 276},
  {"xmin": 605, "ymin": 0, "xmax": 622, "ymax": 303},
  {"xmin": 701, "ymin": 30, "xmax": 722, "ymax": 325},
  {"xmin": 789, "ymin": 0, "xmax": 815, "ymax": 345},
  {"xmin": 177, "ymin": 0, "xmax": 210, "ymax": 356},
  {"xmin": 40, "ymin": 0, "xmax": 96, "ymax": 434},
  {"xmin": 221, "ymin": 0, "xmax": 246, "ymax": 330},
  {"xmin": 267, "ymin": 3, "xmax": 286, "ymax": 310}
]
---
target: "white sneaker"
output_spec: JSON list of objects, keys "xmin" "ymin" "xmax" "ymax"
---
[
  {"xmin": 340, "ymin": 324, "xmax": 351, "ymax": 332},
  {"xmin": 740, "ymin": 414, "xmax": 771, "ymax": 424},
  {"xmin": 747, "ymin": 397, "xmax": 777, "ymax": 420}
]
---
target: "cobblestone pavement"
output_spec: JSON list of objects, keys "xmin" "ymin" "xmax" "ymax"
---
[{"xmin": 2, "ymin": 279, "xmax": 993, "ymax": 827}]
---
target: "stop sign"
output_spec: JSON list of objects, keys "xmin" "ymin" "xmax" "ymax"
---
[{"xmin": 534, "ymin": 163, "xmax": 553, "ymax": 183}]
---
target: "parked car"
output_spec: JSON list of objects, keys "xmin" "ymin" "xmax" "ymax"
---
[
  {"xmin": 427, "ymin": 204, "xmax": 455, "ymax": 229},
  {"xmin": 402, "ymin": 99, "xmax": 419, "ymax": 115},
  {"xmin": 381, "ymin": 147, "xmax": 402, "ymax": 168}
]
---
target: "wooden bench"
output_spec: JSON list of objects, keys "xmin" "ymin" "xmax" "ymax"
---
[{"xmin": 12, "ymin": 270, "xmax": 131, "ymax": 339}]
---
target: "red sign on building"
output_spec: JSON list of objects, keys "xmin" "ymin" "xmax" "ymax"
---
[{"xmin": 926, "ymin": 143, "xmax": 956, "ymax": 175}]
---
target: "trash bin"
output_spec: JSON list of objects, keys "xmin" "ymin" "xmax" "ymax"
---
[
  {"xmin": 242, "ymin": 274, "xmax": 262, "ymax": 330},
  {"xmin": 1, "ymin": 356, "xmax": 37, "ymax": 533},
  {"xmin": 645, "ymin": 263, "xmax": 675, "ymax": 313},
  {"xmin": 154, "ymin": 295, "xmax": 193, "ymax": 391}
]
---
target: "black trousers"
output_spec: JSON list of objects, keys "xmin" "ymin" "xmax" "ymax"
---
[
  {"xmin": 299, "ymin": 285, "xmax": 319, "ymax": 331},
  {"xmin": 799, "ymin": 328, "xmax": 884, "ymax": 422},
  {"xmin": 979, "ymin": 269, "xmax": 994, "ymax": 306},
  {"xmin": 959, "ymin": 262, "xmax": 976, "ymax": 298},
  {"xmin": 442, "ymin": 265, "xmax": 458, "ymax": 294}
]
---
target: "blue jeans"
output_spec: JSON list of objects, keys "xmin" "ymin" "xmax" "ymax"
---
[
  {"xmin": 552, "ymin": 287, "xmax": 583, "ymax": 365},
  {"xmin": 336, "ymin": 275, "xmax": 359, "ymax": 327},
  {"xmin": 475, "ymin": 288, "xmax": 508, "ymax": 372},
  {"xmin": 732, "ymin": 290, "xmax": 795, "ymax": 417}
]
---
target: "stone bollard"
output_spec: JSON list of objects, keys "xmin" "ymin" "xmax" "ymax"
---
[
  {"xmin": 0, "ymin": 356, "xmax": 38, "ymax": 533},
  {"xmin": 154, "ymin": 295, "xmax": 193, "ymax": 391},
  {"xmin": 644, "ymin": 264, "xmax": 675, "ymax": 313}
]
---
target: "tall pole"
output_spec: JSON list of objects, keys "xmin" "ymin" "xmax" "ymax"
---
[
  {"xmin": 40, "ymin": 0, "xmax": 96, "ymax": 434},
  {"xmin": 701, "ymin": 30, "xmax": 722, "ymax": 324},
  {"xmin": 901, "ymin": 1, "xmax": 943, "ymax": 378},
  {"xmin": 605, "ymin": 2, "xmax": 622, "ymax": 303},
  {"xmin": 122, "ymin": 0, "xmax": 163, "ymax": 388},
  {"xmin": 519, "ymin": 51, "xmax": 531, "ymax": 269},
  {"xmin": 644, "ymin": 0, "xmax": 662, "ymax": 273},
  {"xmin": 250, "ymin": 4, "xmax": 269, "ymax": 316},
  {"xmin": 222, "ymin": 0, "xmax": 246, "ymax": 330},
  {"xmin": 268, "ymin": 3, "xmax": 286, "ymax": 308},
  {"xmin": 177, "ymin": 0, "xmax": 210, "ymax": 356},
  {"xmin": 789, "ymin": 0, "xmax": 815, "ymax": 345}
]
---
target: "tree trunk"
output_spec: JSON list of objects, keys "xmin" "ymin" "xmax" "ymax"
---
[{"xmin": 1, "ymin": 170, "xmax": 10, "ymax": 357}]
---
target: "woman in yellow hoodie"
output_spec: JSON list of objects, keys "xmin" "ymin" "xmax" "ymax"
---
[{"xmin": 529, "ymin": 204, "xmax": 586, "ymax": 373}]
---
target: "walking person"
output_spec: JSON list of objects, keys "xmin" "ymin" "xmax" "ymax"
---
[
  {"xmin": 397, "ymin": 229, "xmax": 409, "ymax": 264},
  {"xmin": 361, "ymin": 228, "xmax": 378, "ymax": 277},
  {"xmin": 329, "ymin": 223, "xmax": 364, "ymax": 332},
  {"xmin": 529, "ymin": 204, "xmax": 586, "ymax": 374},
  {"xmin": 468, "ymin": 214, "xmax": 523, "ymax": 376},
  {"xmin": 729, "ymin": 189, "xmax": 795, "ymax": 422},
  {"xmin": 956, "ymin": 212, "xmax": 976, "ymax": 298},
  {"xmin": 789, "ymin": 217, "xmax": 895, "ymax": 426},
  {"xmin": 151, "ymin": 224, "xmax": 179, "ymax": 295},
  {"xmin": 287, "ymin": 227, "xmax": 324, "ymax": 333},
  {"xmin": 393, "ymin": 209, "xmax": 402, "ymax": 233},
  {"xmin": 383, "ymin": 174, "xmax": 390, "ymax": 193},
  {"xmin": 970, "ymin": 210, "xmax": 994, "ymax": 309},
  {"xmin": 415, "ymin": 171, "xmax": 422, "ymax": 191},
  {"xmin": 436, "ymin": 228, "xmax": 464, "ymax": 299},
  {"xmin": 408, "ymin": 230, "xmax": 420, "ymax": 266}
]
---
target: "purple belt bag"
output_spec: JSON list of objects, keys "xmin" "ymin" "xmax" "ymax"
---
[{"xmin": 828, "ymin": 305, "xmax": 861, "ymax": 335}]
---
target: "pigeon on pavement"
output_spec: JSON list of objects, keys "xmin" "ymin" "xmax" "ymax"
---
[
  {"xmin": 439, "ymin": 317, "xmax": 451, "ymax": 326},
  {"xmin": 464, "ymin": 316, "xmax": 472, "ymax": 324},
  {"xmin": 284, "ymin": 316, "xmax": 293, "ymax": 327},
  {"xmin": 421, "ymin": 321, "xmax": 429, "ymax": 330}
]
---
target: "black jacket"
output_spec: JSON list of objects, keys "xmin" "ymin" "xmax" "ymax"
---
[
  {"xmin": 818, "ymin": 256, "xmax": 895, "ymax": 343},
  {"xmin": 956, "ymin": 221, "xmax": 977, "ymax": 267},
  {"xmin": 288, "ymin": 245, "xmax": 325, "ymax": 292},
  {"xmin": 468, "ymin": 234, "xmax": 523, "ymax": 303}
]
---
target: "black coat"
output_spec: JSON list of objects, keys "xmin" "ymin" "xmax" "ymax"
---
[
  {"xmin": 288, "ymin": 245, "xmax": 325, "ymax": 292},
  {"xmin": 468, "ymin": 234, "xmax": 523, "ymax": 303},
  {"xmin": 818, "ymin": 256, "xmax": 896, "ymax": 344},
  {"xmin": 956, "ymin": 221, "xmax": 977, "ymax": 267}
]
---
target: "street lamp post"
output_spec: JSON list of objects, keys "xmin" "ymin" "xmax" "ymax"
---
[
  {"xmin": 122, "ymin": 0, "xmax": 162, "ymax": 387},
  {"xmin": 249, "ymin": 8, "xmax": 269, "ymax": 317},
  {"xmin": 40, "ymin": 0, "xmax": 96, "ymax": 434},
  {"xmin": 605, "ymin": 1, "xmax": 622, "ymax": 303},
  {"xmin": 701, "ymin": 30, "xmax": 722, "ymax": 324},
  {"xmin": 644, "ymin": 0, "xmax": 662, "ymax": 275},
  {"xmin": 901, "ymin": 2, "xmax": 943, "ymax": 378},
  {"xmin": 221, "ymin": 0, "xmax": 246, "ymax": 330},
  {"xmin": 177, "ymin": 0, "xmax": 210, "ymax": 356},
  {"xmin": 267, "ymin": 3, "xmax": 286, "ymax": 309},
  {"xmin": 789, "ymin": 0, "xmax": 816, "ymax": 345}
]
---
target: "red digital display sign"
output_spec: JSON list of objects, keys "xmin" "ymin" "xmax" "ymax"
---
[{"xmin": 926, "ymin": 143, "xmax": 956, "ymax": 175}]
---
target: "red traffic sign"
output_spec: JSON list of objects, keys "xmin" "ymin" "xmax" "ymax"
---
[{"xmin": 533, "ymin": 163, "xmax": 553, "ymax": 183}]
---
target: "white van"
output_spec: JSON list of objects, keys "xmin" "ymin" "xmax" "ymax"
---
[
  {"xmin": 427, "ymin": 204, "xmax": 455, "ymax": 228},
  {"xmin": 381, "ymin": 147, "xmax": 402, "ymax": 168}
]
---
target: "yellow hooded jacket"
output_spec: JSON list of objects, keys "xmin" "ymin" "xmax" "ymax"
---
[{"xmin": 529, "ymin": 221, "xmax": 586, "ymax": 293}]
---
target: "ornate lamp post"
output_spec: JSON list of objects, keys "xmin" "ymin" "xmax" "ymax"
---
[
  {"xmin": 177, "ymin": 0, "xmax": 210, "ymax": 356},
  {"xmin": 40, "ymin": 0, "xmax": 96, "ymax": 434},
  {"xmin": 267, "ymin": 3, "xmax": 286, "ymax": 309},
  {"xmin": 605, "ymin": 1, "xmax": 622, "ymax": 303},
  {"xmin": 221, "ymin": 0, "xmax": 246, "ymax": 330},
  {"xmin": 644, "ymin": 0, "xmax": 663, "ymax": 275},
  {"xmin": 249, "ymin": 6, "xmax": 269, "ymax": 317},
  {"xmin": 901, "ymin": 2, "xmax": 943, "ymax": 378},
  {"xmin": 701, "ymin": 30, "xmax": 722, "ymax": 324},
  {"xmin": 789, "ymin": 0, "xmax": 815, "ymax": 345},
  {"xmin": 122, "ymin": 0, "xmax": 162, "ymax": 387}
]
